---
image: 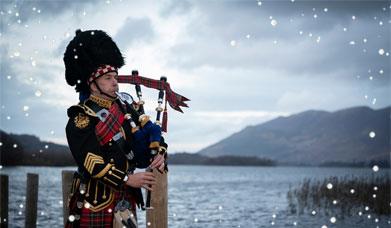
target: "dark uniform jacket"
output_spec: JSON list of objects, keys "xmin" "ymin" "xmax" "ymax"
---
[{"xmin": 66, "ymin": 95, "xmax": 155, "ymax": 212}]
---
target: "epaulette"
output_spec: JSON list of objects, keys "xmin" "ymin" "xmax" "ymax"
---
[
  {"xmin": 79, "ymin": 103, "xmax": 97, "ymax": 117},
  {"xmin": 67, "ymin": 104, "xmax": 97, "ymax": 130},
  {"xmin": 67, "ymin": 103, "xmax": 97, "ymax": 118},
  {"xmin": 67, "ymin": 105, "xmax": 85, "ymax": 118}
]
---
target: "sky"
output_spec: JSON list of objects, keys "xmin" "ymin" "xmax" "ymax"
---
[{"xmin": 0, "ymin": 0, "xmax": 390, "ymax": 153}]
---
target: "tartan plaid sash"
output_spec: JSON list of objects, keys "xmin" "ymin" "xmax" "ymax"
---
[
  {"xmin": 117, "ymin": 75, "xmax": 190, "ymax": 113},
  {"xmin": 95, "ymin": 103, "xmax": 125, "ymax": 146}
]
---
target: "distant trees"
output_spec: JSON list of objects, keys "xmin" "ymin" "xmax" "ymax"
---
[
  {"xmin": 168, "ymin": 153, "xmax": 276, "ymax": 166},
  {"xmin": 0, "ymin": 130, "xmax": 26, "ymax": 165},
  {"xmin": 0, "ymin": 130, "xmax": 75, "ymax": 166}
]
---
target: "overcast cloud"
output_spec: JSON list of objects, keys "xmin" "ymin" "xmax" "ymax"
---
[{"xmin": 0, "ymin": 0, "xmax": 390, "ymax": 152}]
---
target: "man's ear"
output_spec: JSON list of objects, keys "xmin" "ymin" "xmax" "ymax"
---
[{"xmin": 89, "ymin": 82, "xmax": 97, "ymax": 93}]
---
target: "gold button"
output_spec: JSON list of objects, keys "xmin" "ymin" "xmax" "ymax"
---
[
  {"xmin": 110, "ymin": 159, "xmax": 114, "ymax": 163},
  {"xmin": 111, "ymin": 166, "xmax": 116, "ymax": 171},
  {"xmin": 109, "ymin": 142, "xmax": 112, "ymax": 146},
  {"xmin": 102, "ymin": 195, "xmax": 106, "ymax": 199},
  {"xmin": 108, "ymin": 171, "xmax": 112, "ymax": 174},
  {"xmin": 93, "ymin": 200, "xmax": 97, "ymax": 204}
]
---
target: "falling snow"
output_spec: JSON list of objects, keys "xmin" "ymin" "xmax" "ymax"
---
[
  {"xmin": 1, "ymin": 1, "xmax": 390, "ymax": 227},
  {"xmin": 330, "ymin": 217, "xmax": 337, "ymax": 223},
  {"xmin": 35, "ymin": 90, "xmax": 42, "ymax": 97}
]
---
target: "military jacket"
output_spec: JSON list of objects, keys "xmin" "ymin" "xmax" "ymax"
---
[{"xmin": 66, "ymin": 95, "xmax": 151, "ymax": 212}]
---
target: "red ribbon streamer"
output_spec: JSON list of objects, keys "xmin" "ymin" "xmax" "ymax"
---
[{"xmin": 162, "ymin": 99, "xmax": 168, "ymax": 133}]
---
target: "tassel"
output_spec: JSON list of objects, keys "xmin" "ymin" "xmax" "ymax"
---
[{"xmin": 162, "ymin": 99, "xmax": 168, "ymax": 133}]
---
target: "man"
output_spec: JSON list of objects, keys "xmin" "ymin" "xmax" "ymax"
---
[{"xmin": 63, "ymin": 29, "xmax": 166, "ymax": 227}]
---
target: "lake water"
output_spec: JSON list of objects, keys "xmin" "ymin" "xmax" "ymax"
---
[{"xmin": 1, "ymin": 165, "xmax": 390, "ymax": 228}]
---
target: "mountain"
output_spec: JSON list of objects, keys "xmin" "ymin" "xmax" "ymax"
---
[
  {"xmin": 0, "ymin": 130, "xmax": 75, "ymax": 166},
  {"xmin": 198, "ymin": 106, "xmax": 390, "ymax": 165}
]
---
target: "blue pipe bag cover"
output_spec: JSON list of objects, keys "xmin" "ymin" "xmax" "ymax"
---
[{"xmin": 131, "ymin": 120, "xmax": 162, "ymax": 168}]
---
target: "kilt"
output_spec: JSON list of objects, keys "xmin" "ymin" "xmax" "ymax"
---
[
  {"xmin": 79, "ymin": 208, "xmax": 113, "ymax": 227},
  {"xmin": 79, "ymin": 187, "xmax": 137, "ymax": 227}
]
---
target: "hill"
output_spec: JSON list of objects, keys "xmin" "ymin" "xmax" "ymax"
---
[
  {"xmin": 198, "ymin": 106, "xmax": 390, "ymax": 166},
  {"xmin": 0, "ymin": 130, "xmax": 75, "ymax": 166}
]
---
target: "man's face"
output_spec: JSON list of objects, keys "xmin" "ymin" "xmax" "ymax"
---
[{"xmin": 93, "ymin": 71, "xmax": 119, "ymax": 98}]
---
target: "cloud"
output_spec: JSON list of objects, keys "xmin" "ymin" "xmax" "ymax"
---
[
  {"xmin": 0, "ymin": 0, "xmax": 97, "ymax": 34},
  {"xmin": 114, "ymin": 17, "xmax": 155, "ymax": 49},
  {"xmin": 165, "ymin": 0, "xmax": 390, "ymax": 85},
  {"xmin": 159, "ymin": 0, "xmax": 193, "ymax": 17}
]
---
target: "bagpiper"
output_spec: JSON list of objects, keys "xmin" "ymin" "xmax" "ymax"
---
[{"xmin": 63, "ymin": 29, "xmax": 167, "ymax": 228}]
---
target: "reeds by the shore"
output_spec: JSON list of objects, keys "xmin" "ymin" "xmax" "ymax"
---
[{"xmin": 287, "ymin": 175, "xmax": 390, "ymax": 218}]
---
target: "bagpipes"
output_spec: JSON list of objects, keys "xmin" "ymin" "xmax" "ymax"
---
[{"xmin": 116, "ymin": 70, "xmax": 189, "ymax": 209}]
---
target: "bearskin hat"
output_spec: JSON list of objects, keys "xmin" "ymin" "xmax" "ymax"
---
[{"xmin": 63, "ymin": 29, "xmax": 125, "ymax": 93}]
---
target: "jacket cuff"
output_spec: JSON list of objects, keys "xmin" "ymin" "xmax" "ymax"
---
[
  {"xmin": 84, "ymin": 152, "xmax": 127, "ymax": 188},
  {"xmin": 99, "ymin": 164, "xmax": 127, "ymax": 189}
]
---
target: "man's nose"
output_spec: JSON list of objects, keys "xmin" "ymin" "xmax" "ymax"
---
[{"xmin": 112, "ymin": 77, "xmax": 118, "ymax": 85}]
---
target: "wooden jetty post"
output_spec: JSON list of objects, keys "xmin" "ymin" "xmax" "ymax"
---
[
  {"xmin": 0, "ymin": 175, "xmax": 9, "ymax": 227},
  {"xmin": 146, "ymin": 170, "xmax": 168, "ymax": 228},
  {"xmin": 62, "ymin": 170, "xmax": 74, "ymax": 226},
  {"xmin": 25, "ymin": 173, "xmax": 38, "ymax": 228}
]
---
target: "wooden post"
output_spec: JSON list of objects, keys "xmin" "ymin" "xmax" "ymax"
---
[
  {"xmin": 25, "ymin": 173, "xmax": 38, "ymax": 228},
  {"xmin": 62, "ymin": 170, "xmax": 74, "ymax": 226},
  {"xmin": 146, "ymin": 170, "xmax": 167, "ymax": 228},
  {"xmin": 0, "ymin": 175, "xmax": 8, "ymax": 228}
]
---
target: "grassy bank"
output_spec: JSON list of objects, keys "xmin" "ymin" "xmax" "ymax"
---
[{"xmin": 287, "ymin": 175, "xmax": 391, "ymax": 218}]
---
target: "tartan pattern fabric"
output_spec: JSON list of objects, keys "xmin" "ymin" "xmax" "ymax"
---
[
  {"xmin": 79, "ymin": 208, "xmax": 113, "ymax": 227},
  {"xmin": 79, "ymin": 188, "xmax": 137, "ymax": 227},
  {"xmin": 95, "ymin": 102, "xmax": 125, "ymax": 145},
  {"xmin": 117, "ymin": 75, "xmax": 190, "ymax": 113},
  {"xmin": 88, "ymin": 65, "xmax": 118, "ymax": 84}
]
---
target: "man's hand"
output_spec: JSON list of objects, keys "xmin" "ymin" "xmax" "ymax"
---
[
  {"xmin": 125, "ymin": 172, "xmax": 156, "ymax": 191},
  {"xmin": 149, "ymin": 154, "xmax": 165, "ymax": 172}
]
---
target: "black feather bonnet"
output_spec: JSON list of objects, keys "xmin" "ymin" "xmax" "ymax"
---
[{"xmin": 63, "ymin": 29, "xmax": 124, "ymax": 93}]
